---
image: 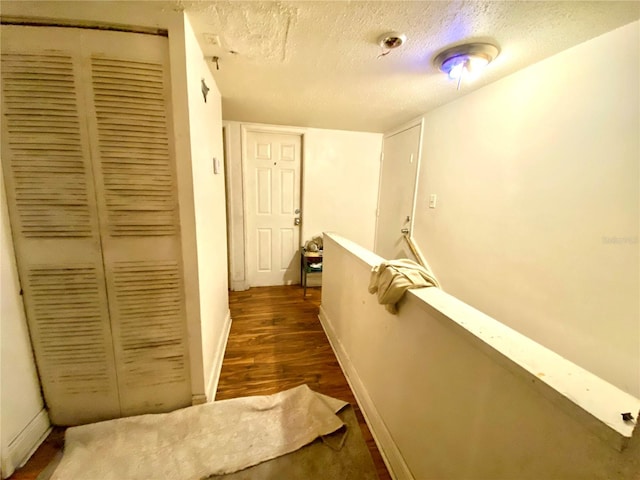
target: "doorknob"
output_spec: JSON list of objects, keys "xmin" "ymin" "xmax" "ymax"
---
[
  {"xmin": 294, "ymin": 218, "xmax": 301, "ymax": 226},
  {"xmin": 401, "ymin": 228, "xmax": 409, "ymax": 234}
]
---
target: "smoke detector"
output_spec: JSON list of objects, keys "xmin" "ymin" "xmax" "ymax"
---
[{"xmin": 378, "ymin": 32, "xmax": 407, "ymax": 50}]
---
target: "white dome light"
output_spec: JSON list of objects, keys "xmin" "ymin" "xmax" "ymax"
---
[{"xmin": 433, "ymin": 43, "xmax": 500, "ymax": 89}]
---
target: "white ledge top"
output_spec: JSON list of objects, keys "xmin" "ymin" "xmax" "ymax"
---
[{"xmin": 324, "ymin": 232, "xmax": 640, "ymax": 450}]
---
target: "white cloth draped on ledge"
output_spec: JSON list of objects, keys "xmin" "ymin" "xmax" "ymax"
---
[{"xmin": 368, "ymin": 259, "xmax": 439, "ymax": 314}]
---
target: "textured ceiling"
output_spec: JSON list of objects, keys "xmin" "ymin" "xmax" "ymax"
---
[
  {"xmin": 182, "ymin": 1, "xmax": 639, "ymax": 133},
  {"xmin": 4, "ymin": 1, "xmax": 636, "ymax": 133}
]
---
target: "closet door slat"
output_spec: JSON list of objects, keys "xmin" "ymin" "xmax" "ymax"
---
[
  {"xmin": 91, "ymin": 57, "xmax": 177, "ymax": 237},
  {"xmin": 85, "ymin": 36, "xmax": 191, "ymax": 416},
  {"xmin": 26, "ymin": 266, "xmax": 114, "ymax": 393},
  {"xmin": 112, "ymin": 261, "xmax": 187, "ymax": 388},
  {"xmin": 2, "ymin": 26, "xmax": 192, "ymax": 424},
  {"xmin": 0, "ymin": 32, "xmax": 121, "ymax": 426},
  {"xmin": 2, "ymin": 54, "xmax": 91, "ymax": 238}
]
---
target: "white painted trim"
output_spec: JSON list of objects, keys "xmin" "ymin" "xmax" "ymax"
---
[
  {"xmin": 222, "ymin": 124, "xmax": 234, "ymax": 289},
  {"xmin": 207, "ymin": 310, "xmax": 232, "ymax": 402},
  {"xmin": 408, "ymin": 118, "xmax": 425, "ymax": 236},
  {"xmin": 222, "ymin": 121, "xmax": 248, "ymax": 290},
  {"xmin": 230, "ymin": 280, "xmax": 249, "ymax": 291},
  {"xmin": 299, "ymin": 133, "xmax": 310, "ymax": 246},
  {"xmin": 383, "ymin": 116, "xmax": 424, "ymax": 140},
  {"xmin": 2, "ymin": 409, "xmax": 50, "ymax": 478},
  {"xmin": 373, "ymin": 148, "xmax": 384, "ymax": 255},
  {"xmin": 237, "ymin": 121, "xmax": 308, "ymax": 136},
  {"xmin": 318, "ymin": 306, "xmax": 414, "ymax": 480},
  {"xmin": 240, "ymin": 125, "xmax": 250, "ymax": 289}
]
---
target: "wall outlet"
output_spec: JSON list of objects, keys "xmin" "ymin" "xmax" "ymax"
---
[{"xmin": 429, "ymin": 194, "xmax": 437, "ymax": 209}]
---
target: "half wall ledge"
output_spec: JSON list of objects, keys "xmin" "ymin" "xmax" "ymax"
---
[{"xmin": 320, "ymin": 232, "xmax": 640, "ymax": 480}]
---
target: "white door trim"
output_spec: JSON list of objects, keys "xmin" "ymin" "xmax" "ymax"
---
[
  {"xmin": 374, "ymin": 117, "xmax": 425, "ymax": 254},
  {"xmin": 240, "ymin": 124, "xmax": 305, "ymax": 287},
  {"xmin": 383, "ymin": 115, "xmax": 424, "ymax": 139}
]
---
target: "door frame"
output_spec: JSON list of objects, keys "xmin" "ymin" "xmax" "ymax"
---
[
  {"xmin": 240, "ymin": 124, "xmax": 305, "ymax": 287},
  {"xmin": 374, "ymin": 117, "xmax": 425, "ymax": 254}
]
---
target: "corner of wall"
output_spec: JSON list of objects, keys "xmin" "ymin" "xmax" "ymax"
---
[
  {"xmin": 1, "ymin": 166, "xmax": 49, "ymax": 476},
  {"xmin": 206, "ymin": 310, "xmax": 232, "ymax": 402},
  {"xmin": 167, "ymin": 11, "xmax": 205, "ymax": 400},
  {"xmin": 183, "ymin": 12, "xmax": 231, "ymax": 398},
  {"xmin": 1, "ymin": 410, "xmax": 50, "ymax": 478}
]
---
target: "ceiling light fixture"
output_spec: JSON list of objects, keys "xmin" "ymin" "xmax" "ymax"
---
[{"xmin": 433, "ymin": 42, "xmax": 499, "ymax": 90}]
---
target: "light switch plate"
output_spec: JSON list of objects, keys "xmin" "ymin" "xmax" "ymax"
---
[
  {"xmin": 429, "ymin": 194, "xmax": 437, "ymax": 209},
  {"xmin": 213, "ymin": 157, "xmax": 220, "ymax": 174}
]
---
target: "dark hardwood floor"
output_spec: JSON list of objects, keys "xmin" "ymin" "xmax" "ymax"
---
[
  {"xmin": 218, "ymin": 285, "xmax": 392, "ymax": 480},
  {"xmin": 7, "ymin": 428, "xmax": 64, "ymax": 480},
  {"xmin": 9, "ymin": 285, "xmax": 391, "ymax": 480}
]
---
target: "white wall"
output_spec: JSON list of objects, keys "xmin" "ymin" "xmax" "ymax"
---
[
  {"xmin": 183, "ymin": 14, "xmax": 231, "ymax": 402},
  {"xmin": 224, "ymin": 121, "xmax": 382, "ymax": 290},
  {"xmin": 320, "ymin": 234, "xmax": 640, "ymax": 480},
  {"xmin": 411, "ymin": 21, "xmax": 639, "ymax": 396},
  {"xmin": 0, "ymin": 170, "xmax": 49, "ymax": 478},
  {"xmin": 301, "ymin": 129, "xmax": 382, "ymax": 246}
]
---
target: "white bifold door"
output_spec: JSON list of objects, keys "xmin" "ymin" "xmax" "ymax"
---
[{"xmin": 1, "ymin": 26, "xmax": 191, "ymax": 425}]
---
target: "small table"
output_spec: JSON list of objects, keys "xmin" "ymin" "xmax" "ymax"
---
[{"xmin": 300, "ymin": 248, "xmax": 323, "ymax": 296}]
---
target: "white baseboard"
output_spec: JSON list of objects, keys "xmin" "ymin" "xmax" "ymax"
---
[
  {"xmin": 2, "ymin": 408, "xmax": 51, "ymax": 478},
  {"xmin": 318, "ymin": 306, "xmax": 414, "ymax": 480},
  {"xmin": 207, "ymin": 310, "xmax": 232, "ymax": 402},
  {"xmin": 230, "ymin": 280, "xmax": 249, "ymax": 291}
]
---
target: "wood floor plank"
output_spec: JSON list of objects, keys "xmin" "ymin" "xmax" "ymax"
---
[
  {"xmin": 217, "ymin": 285, "xmax": 393, "ymax": 480},
  {"xmin": 9, "ymin": 285, "xmax": 392, "ymax": 480},
  {"xmin": 7, "ymin": 428, "xmax": 64, "ymax": 480}
]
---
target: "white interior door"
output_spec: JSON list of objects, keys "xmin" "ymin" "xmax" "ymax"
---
[
  {"xmin": 245, "ymin": 130, "xmax": 301, "ymax": 286},
  {"xmin": 375, "ymin": 124, "xmax": 421, "ymax": 260}
]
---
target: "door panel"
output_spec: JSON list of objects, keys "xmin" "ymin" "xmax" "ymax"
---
[
  {"xmin": 0, "ymin": 27, "xmax": 120, "ymax": 425},
  {"xmin": 82, "ymin": 30, "xmax": 191, "ymax": 416},
  {"xmin": 375, "ymin": 125, "xmax": 421, "ymax": 260},
  {"xmin": 245, "ymin": 131, "xmax": 301, "ymax": 286},
  {"xmin": 1, "ymin": 26, "xmax": 191, "ymax": 425},
  {"xmin": 257, "ymin": 229, "xmax": 272, "ymax": 271},
  {"xmin": 281, "ymin": 170, "xmax": 295, "ymax": 213},
  {"xmin": 280, "ymin": 228, "xmax": 295, "ymax": 269},
  {"xmin": 256, "ymin": 168, "xmax": 272, "ymax": 214}
]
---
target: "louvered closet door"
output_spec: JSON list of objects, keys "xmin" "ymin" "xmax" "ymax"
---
[
  {"xmin": 80, "ymin": 30, "xmax": 191, "ymax": 416},
  {"xmin": 0, "ymin": 27, "xmax": 120, "ymax": 425}
]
